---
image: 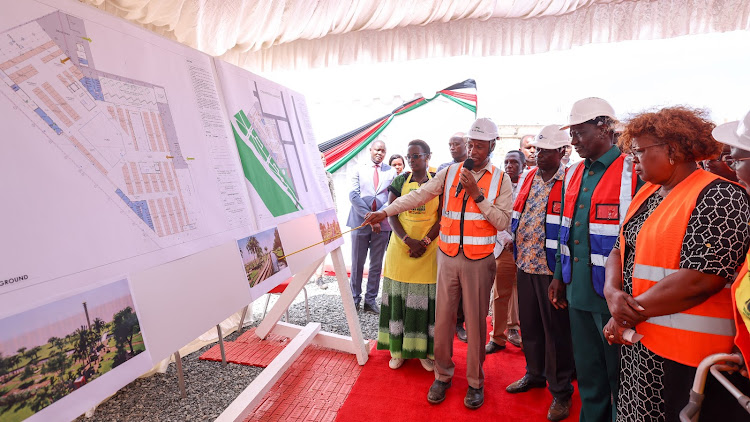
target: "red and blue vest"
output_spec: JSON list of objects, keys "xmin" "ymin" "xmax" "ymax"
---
[
  {"xmin": 559, "ymin": 154, "xmax": 637, "ymax": 297},
  {"xmin": 511, "ymin": 167, "xmax": 564, "ymax": 272}
]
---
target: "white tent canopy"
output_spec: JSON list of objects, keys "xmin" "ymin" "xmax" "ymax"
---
[{"xmin": 84, "ymin": 0, "xmax": 749, "ymax": 72}]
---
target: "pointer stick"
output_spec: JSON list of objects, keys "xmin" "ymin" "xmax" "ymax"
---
[{"xmin": 279, "ymin": 224, "xmax": 366, "ymax": 260}]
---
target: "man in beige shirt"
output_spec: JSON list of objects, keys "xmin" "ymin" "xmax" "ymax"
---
[{"xmin": 364, "ymin": 118, "xmax": 512, "ymax": 409}]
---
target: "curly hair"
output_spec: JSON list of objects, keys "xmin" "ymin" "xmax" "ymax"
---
[
  {"xmin": 408, "ymin": 139, "xmax": 431, "ymax": 155},
  {"xmin": 618, "ymin": 106, "xmax": 721, "ymax": 162}
]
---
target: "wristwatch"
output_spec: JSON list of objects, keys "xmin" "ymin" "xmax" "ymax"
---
[{"xmin": 474, "ymin": 194, "xmax": 485, "ymax": 204}]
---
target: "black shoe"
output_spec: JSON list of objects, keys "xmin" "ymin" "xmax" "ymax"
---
[
  {"xmin": 364, "ymin": 302, "xmax": 380, "ymax": 314},
  {"xmin": 456, "ymin": 324, "xmax": 467, "ymax": 343},
  {"xmin": 506, "ymin": 374, "xmax": 547, "ymax": 394},
  {"xmin": 464, "ymin": 386, "xmax": 484, "ymax": 409},
  {"xmin": 355, "ymin": 302, "xmax": 361, "ymax": 312},
  {"xmin": 427, "ymin": 380, "xmax": 451, "ymax": 404},
  {"xmin": 485, "ymin": 341, "xmax": 506, "ymax": 354}
]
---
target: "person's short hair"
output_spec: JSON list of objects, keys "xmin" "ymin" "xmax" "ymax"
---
[
  {"xmin": 505, "ymin": 149, "xmax": 526, "ymax": 165},
  {"xmin": 388, "ymin": 154, "xmax": 404, "ymax": 165},
  {"xmin": 619, "ymin": 106, "xmax": 721, "ymax": 162},
  {"xmin": 408, "ymin": 139, "xmax": 431, "ymax": 155},
  {"xmin": 583, "ymin": 116, "xmax": 617, "ymax": 131}
]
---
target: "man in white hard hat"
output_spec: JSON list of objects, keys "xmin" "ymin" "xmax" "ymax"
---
[
  {"xmin": 363, "ymin": 118, "xmax": 513, "ymax": 410},
  {"xmin": 504, "ymin": 125, "xmax": 575, "ymax": 421},
  {"xmin": 438, "ymin": 132, "xmax": 470, "ymax": 343},
  {"xmin": 713, "ymin": 110, "xmax": 750, "ymax": 192},
  {"xmin": 549, "ymin": 98, "xmax": 643, "ymax": 422}
]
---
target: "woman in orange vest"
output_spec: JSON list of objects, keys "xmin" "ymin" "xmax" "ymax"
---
[{"xmin": 601, "ymin": 106, "xmax": 750, "ymax": 421}]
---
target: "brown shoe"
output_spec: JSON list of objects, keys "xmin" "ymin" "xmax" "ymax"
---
[
  {"xmin": 547, "ymin": 397, "xmax": 572, "ymax": 421},
  {"xmin": 507, "ymin": 328, "xmax": 522, "ymax": 348},
  {"xmin": 506, "ymin": 374, "xmax": 547, "ymax": 393},
  {"xmin": 485, "ymin": 341, "xmax": 506, "ymax": 354},
  {"xmin": 427, "ymin": 379, "xmax": 451, "ymax": 404}
]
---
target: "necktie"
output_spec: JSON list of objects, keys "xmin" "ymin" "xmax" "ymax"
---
[{"xmin": 372, "ymin": 164, "xmax": 380, "ymax": 211}]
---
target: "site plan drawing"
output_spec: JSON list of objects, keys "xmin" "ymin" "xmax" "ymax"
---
[
  {"xmin": 215, "ymin": 60, "xmax": 333, "ymax": 228},
  {"xmin": 0, "ymin": 12, "xmax": 198, "ymax": 240},
  {"xmin": 0, "ymin": 1, "xmax": 253, "ymax": 300}
]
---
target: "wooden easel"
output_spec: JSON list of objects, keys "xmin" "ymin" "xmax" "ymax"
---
[{"xmin": 215, "ymin": 246, "xmax": 368, "ymax": 421}]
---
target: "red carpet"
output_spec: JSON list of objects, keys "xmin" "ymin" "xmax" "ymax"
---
[
  {"xmin": 336, "ymin": 317, "xmax": 581, "ymax": 421},
  {"xmin": 199, "ymin": 328, "xmax": 289, "ymax": 367}
]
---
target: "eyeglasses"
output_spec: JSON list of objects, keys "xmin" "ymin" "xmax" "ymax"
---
[
  {"xmin": 629, "ymin": 143, "xmax": 667, "ymax": 159},
  {"xmin": 721, "ymin": 155, "xmax": 750, "ymax": 169},
  {"xmin": 406, "ymin": 153, "xmax": 427, "ymax": 160}
]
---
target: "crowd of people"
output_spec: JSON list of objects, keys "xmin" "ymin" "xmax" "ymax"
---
[{"xmin": 342, "ymin": 97, "xmax": 750, "ymax": 421}]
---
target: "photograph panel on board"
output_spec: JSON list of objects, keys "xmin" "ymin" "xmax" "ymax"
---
[
  {"xmin": 0, "ymin": 279, "xmax": 145, "ymax": 422},
  {"xmin": 316, "ymin": 208, "xmax": 344, "ymax": 251},
  {"xmin": 237, "ymin": 227, "xmax": 287, "ymax": 288}
]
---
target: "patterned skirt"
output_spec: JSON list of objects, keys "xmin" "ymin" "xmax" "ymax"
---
[{"xmin": 376, "ymin": 277, "xmax": 436, "ymax": 359}]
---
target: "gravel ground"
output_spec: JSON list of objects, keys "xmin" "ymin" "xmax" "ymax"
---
[{"xmin": 76, "ymin": 276, "xmax": 380, "ymax": 422}]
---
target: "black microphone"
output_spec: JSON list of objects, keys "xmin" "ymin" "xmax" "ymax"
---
[{"xmin": 454, "ymin": 158, "xmax": 474, "ymax": 197}]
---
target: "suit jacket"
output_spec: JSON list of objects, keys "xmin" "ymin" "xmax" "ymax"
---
[{"xmin": 347, "ymin": 161, "xmax": 396, "ymax": 230}]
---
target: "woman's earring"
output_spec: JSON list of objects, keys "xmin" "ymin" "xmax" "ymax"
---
[{"xmin": 669, "ymin": 158, "xmax": 674, "ymax": 165}]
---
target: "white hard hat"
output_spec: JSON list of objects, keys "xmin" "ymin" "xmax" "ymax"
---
[
  {"xmin": 530, "ymin": 125, "xmax": 571, "ymax": 149},
  {"xmin": 468, "ymin": 118, "xmax": 498, "ymax": 141},
  {"xmin": 560, "ymin": 97, "xmax": 616, "ymax": 130},
  {"xmin": 713, "ymin": 110, "xmax": 750, "ymax": 151}
]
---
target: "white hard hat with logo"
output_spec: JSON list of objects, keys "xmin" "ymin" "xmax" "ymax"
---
[
  {"xmin": 560, "ymin": 97, "xmax": 616, "ymax": 130},
  {"xmin": 713, "ymin": 109, "xmax": 750, "ymax": 151},
  {"xmin": 468, "ymin": 117, "xmax": 498, "ymax": 141},
  {"xmin": 531, "ymin": 125, "xmax": 571, "ymax": 150}
]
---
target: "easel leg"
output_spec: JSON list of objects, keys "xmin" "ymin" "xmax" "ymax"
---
[
  {"xmin": 174, "ymin": 351, "xmax": 187, "ymax": 398},
  {"xmin": 331, "ymin": 247, "xmax": 369, "ymax": 365},
  {"xmin": 237, "ymin": 305, "xmax": 248, "ymax": 335},
  {"xmin": 217, "ymin": 324, "xmax": 227, "ymax": 367},
  {"xmin": 256, "ymin": 257, "xmax": 323, "ymax": 339}
]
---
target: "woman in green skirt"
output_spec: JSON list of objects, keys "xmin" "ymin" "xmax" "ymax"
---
[{"xmin": 377, "ymin": 139, "xmax": 441, "ymax": 371}]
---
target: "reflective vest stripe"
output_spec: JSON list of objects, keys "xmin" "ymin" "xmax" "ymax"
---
[
  {"xmin": 618, "ymin": 156, "xmax": 635, "ymax": 224},
  {"xmin": 546, "ymin": 239, "xmax": 558, "ymax": 249},
  {"xmin": 646, "ymin": 314, "xmax": 735, "ymax": 337},
  {"xmin": 442, "ymin": 164, "xmax": 460, "ymax": 215},
  {"xmin": 590, "ymin": 253, "xmax": 607, "ymax": 267},
  {"xmin": 633, "ymin": 264, "xmax": 679, "ymax": 282},
  {"xmin": 560, "ymin": 244, "xmax": 570, "ymax": 256},
  {"xmin": 546, "ymin": 214, "xmax": 561, "ymax": 225},
  {"xmin": 561, "ymin": 216, "xmax": 572, "ymax": 228},
  {"xmin": 512, "ymin": 210, "xmax": 521, "ymax": 220},
  {"xmin": 590, "ymin": 223, "xmax": 620, "ymax": 237},
  {"xmin": 444, "ymin": 210, "xmax": 488, "ymax": 221},
  {"xmin": 440, "ymin": 234, "xmax": 498, "ymax": 245},
  {"xmin": 487, "ymin": 169, "xmax": 503, "ymax": 203}
]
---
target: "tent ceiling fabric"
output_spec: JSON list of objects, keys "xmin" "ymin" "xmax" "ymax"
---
[{"xmin": 85, "ymin": 0, "xmax": 749, "ymax": 71}]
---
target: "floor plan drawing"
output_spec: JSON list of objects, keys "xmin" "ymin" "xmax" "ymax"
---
[{"xmin": 0, "ymin": 11, "xmax": 197, "ymax": 240}]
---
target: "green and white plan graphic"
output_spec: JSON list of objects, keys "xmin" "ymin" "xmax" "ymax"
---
[
  {"xmin": 217, "ymin": 60, "xmax": 328, "ymax": 226},
  {"xmin": 232, "ymin": 104, "xmax": 302, "ymax": 217}
]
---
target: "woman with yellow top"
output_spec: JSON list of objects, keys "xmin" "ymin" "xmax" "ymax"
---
[{"xmin": 377, "ymin": 139, "xmax": 442, "ymax": 371}]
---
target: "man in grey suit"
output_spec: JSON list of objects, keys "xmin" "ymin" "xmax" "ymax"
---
[{"xmin": 347, "ymin": 140, "xmax": 395, "ymax": 314}]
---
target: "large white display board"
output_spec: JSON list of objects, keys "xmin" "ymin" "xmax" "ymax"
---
[{"xmin": 0, "ymin": 0, "xmax": 253, "ymax": 309}]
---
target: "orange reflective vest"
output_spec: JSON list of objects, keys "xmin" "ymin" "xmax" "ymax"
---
[
  {"xmin": 732, "ymin": 259, "xmax": 750, "ymax": 372},
  {"xmin": 438, "ymin": 162, "xmax": 505, "ymax": 260},
  {"xmin": 621, "ymin": 169, "xmax": 736, "ymax": 367}
]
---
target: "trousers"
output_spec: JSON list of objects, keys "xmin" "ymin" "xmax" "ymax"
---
[
  {"xmin": 350, "ymin": 225, "xmax": 389, "ymax": 306},
  {"xmin": 490, "ymin": 248, "xmax": 520, "ymax": 344},
  {"xmin": 434, "ymin": 251, "xmax": 495, "ymax": 388}
]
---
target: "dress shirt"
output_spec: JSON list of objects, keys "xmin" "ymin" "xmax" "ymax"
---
[
  {"xmin": 515, "ymin": 165, "xmax": 566, "ymax": 275},
  {"xmin": 384, "ymin": 161, "xmax": 512, "ymax": 233}
]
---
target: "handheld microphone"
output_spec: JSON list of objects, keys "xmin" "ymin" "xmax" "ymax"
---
[{"xmin": 454, "ymin": 158, "xmax": 474, "ymax": 197}]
